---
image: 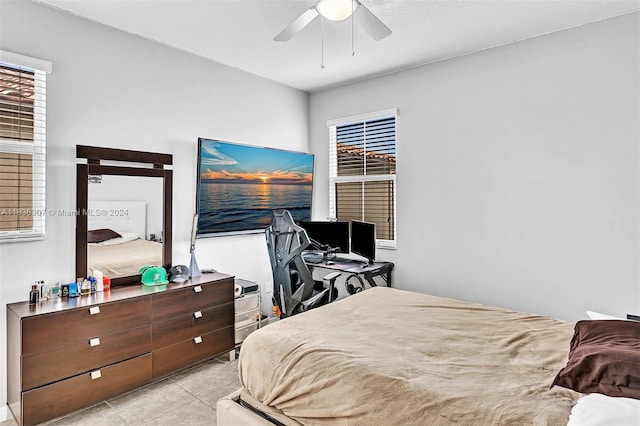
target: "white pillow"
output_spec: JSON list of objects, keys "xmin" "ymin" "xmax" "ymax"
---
[
  {"xmin": 568, "ymin": 393, "xmax": 640, "ymax": 426},
  {"xmin": 586, "ymin": 310, "xmax": 624, "ymax": 320}
]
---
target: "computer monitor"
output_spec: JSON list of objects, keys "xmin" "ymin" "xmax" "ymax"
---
[
  {"xmin": 351, "ymin": 220, "xmax": 376, "ymax": 264},
  {"xmin": 298, "ymin": 221, "xmax": 350, "ymax": 254}
]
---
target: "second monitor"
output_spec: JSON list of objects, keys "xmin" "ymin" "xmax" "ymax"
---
[
  {"xmin": 298, "ymin": 220, "xmax": 350, "ymax": 254},
  {"xmin": 351, "ymin": 220, "xmax": 376, "ymax": 265}
]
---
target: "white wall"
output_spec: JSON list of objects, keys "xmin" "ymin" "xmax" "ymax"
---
[
  {"xmin": 0, "ymin": 0, "xmax": 308, "ymax": 414},
  {"xmin": 88, "ymin": 175, "xmax": 164, "ymax": 240},
  {"xmin": 310, "ymin": 13, "xmax": 640, "ymax": 322}
]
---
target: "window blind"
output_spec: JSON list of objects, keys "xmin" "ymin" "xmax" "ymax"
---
[
  {"xmin": 0, "ymin": 61, "xmax": 47, "ymax": 241},
  {"xmin": 329, "ymin": 110, "xmax": 397, "ymax": 246}
]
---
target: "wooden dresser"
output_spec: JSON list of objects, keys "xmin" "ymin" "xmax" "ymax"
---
[{"xmin": 7, "ymin": 273, "xmax": 234, "ymax": 426}]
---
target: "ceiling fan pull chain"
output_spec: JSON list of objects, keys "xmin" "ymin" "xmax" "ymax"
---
[
  {"xmin": 321, "ymin": 16, "xmax": 325, "ymax": 69},
  {"xmin": 351, "ymin": 0, "xmax": 355, "ymax": 56}
]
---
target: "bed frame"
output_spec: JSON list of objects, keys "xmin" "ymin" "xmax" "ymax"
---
[{"xmin": 217, "ymin": 389, "xmax": 275, "ymax": 426}]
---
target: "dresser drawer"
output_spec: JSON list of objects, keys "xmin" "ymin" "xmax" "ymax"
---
[
  {"xmin": 152, "ymin": 279, "xmax": 233, "ymax": 323},
  {"xmin": 235, "ymin": 321, "xmax": 259, "ymax": 344},
  {"xmin": 235, "ymin": 308, "xmax": 260, "ymax": 328},
  {"xmin": 152, "ymin": 326, "xmax": 234, "ymax": 378},
  {"xmin": 235, "ymin": 293, "xmax": 259, "ymax": 312},
  {"xmin": 152, "ymin": 302, "xmax": 233, "ymax": 349},
  {"xmin": 22, "ymin": 297, "xmax": 151, "ymax": 355},
  {"xmin": 22, "ymin": 325, "xmax": 151, "ymax": 391},
  {"xmin": 22, "ymin": 353, "xmax": 151, "ymax": 426}
]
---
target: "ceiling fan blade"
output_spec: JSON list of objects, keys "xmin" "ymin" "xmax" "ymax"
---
[
  {"xmin": 274, "ymin": 7, "xmax": 320, "ymax": 42},
  {"xmin": 355, "ymin": 1, "xmax": 391, "ymax": 41}
]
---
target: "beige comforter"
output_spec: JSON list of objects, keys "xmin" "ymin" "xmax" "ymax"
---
[
  {"xmin": 87, "ymin": 238, "xmax": 162, "ymax": 277},
  {"xmin": 239, "ymin": 287, "xmax": 579, "ymax": 425}
]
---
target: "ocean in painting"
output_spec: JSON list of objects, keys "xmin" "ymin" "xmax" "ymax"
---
[{"xmin": 198, "ymin": 182, "xmax": 312, "ymax": 234}]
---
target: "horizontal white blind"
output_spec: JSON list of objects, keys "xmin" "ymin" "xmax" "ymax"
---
[
  {"xmin": 329, "ymin": 111, "xmax": 396, "ymax": 244},
  {"xmin": 336, "ymin": 117, "xmax": 396, "ymax": 176},
  {"xmin": 0, "ymin": 62, "xmax": 46, "ymax": 241}
]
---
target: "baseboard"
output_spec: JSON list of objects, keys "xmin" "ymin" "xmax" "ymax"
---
[{"xmin": 0, "ymin": 405, "xmax": 9, "ymax": 421}]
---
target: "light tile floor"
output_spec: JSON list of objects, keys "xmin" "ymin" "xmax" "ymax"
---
[{"xmin": 1, "ymin": 354, "xmax": 240, "ymax": 426}]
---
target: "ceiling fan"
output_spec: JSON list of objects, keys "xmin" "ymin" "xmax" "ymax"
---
[{"xmin": 274, "ymin": 0, "xmax": 392, "ymax": 42}]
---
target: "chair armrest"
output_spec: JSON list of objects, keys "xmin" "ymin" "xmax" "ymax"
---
[
  {"xmin": 322, "ymin": 271, "xmax": 341, "ymax": 285},
  {"xmin": 299, "ymin": 288, "xmax": 329, "ymax": 312}
]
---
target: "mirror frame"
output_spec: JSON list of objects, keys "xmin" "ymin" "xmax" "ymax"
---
[{"xmin": 76, "ymin": 145, "xmax": 173, "ymax": 287}]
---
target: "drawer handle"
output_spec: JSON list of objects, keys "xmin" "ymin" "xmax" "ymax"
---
[
  {"xmin": 193, "ymin": 286, "xmax": 202, "ymax": 293},
  {"xmin": 91, "ymin": 370, "xmax": 102, "ymax": 380},
  {"xmin": 89, "ymin": 337, "xmax": 101, "ymax": 347},
  {"xmin": 194, "ymin": 336, "xmax": 203, "ymax": 344},
  {"xmin": 194, "ymin": 311, "xmax": 203, "ymax": 319},
  {"xmin": 89, "ymin": 306, "xmax": 100, "ymax": 315}
]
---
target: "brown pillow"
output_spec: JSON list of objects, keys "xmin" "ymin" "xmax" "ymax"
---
[
  {"xmin": 87, "ymin": 228, "xmax": 121, "ymax": 243},
  {"xmin": 552, "ymin": 319, "xmax": 640, "ymax": 399}
]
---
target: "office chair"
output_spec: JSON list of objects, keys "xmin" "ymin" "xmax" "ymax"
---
[{"xmin": 266, "ymin": 210, "xmax": 340, "ymax": 318}]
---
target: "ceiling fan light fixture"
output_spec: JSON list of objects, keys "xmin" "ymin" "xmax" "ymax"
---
[{"xmin": 316, "ymin": 0, "xmax": 357, "ymax": 21}]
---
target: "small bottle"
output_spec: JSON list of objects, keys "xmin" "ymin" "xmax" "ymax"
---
[
  {"xmin": 80, "ymin": 279, "xmax": 91, "ymax": 296},
  {"xmin": 89, "ymin": 276, "xmax": 97, "ymax": 294},
  {"xmin": 29, "ymin": 284, "xmax": 40, "ymax": 304},
  {"xmin": 51, "ymin": 282, "xmax": 60, "ymax": 298},
  {"xmin": 94, "ymin": 270, "xmax": 104, "ymax": 292},
  {"xmin": 103, "ymin": 276, "xmax": 111, "ymax": 291},
  {"xmin": 40, "ymin": 281, "xmax": 49, "ymax": 301}
]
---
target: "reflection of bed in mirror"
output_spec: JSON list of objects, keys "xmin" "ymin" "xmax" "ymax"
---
[{"xmin": 87, "ymin": 200, "xmax": 162, "ymax": 277}]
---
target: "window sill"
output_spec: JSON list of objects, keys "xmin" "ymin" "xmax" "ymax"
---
[{"xmin": 376, "ymin": 241, "xmax": 396, "ymax": 250}]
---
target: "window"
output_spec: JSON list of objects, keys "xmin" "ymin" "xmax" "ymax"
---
[
  {"xmin": 328, "ymin": 108, "xmax": 397, "ymax": 248},
  {"xmin": 0, "ymin": 51, "xmax": 51, "ymax": 242}
]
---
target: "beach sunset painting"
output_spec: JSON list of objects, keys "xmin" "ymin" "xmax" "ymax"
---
[{"xmin": 197, "ymin": 139, "xmax": 314, "ymax": 236}]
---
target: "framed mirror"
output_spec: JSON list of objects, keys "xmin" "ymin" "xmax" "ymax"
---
[{"xmin": 76, "ymin": 145, "xmax": 173, "ymax": 287}]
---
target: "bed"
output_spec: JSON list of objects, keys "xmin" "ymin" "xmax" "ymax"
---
[
  {"xmin": 218, "ymin": 287, "xmax": 640, "ymax": 425},
  {"xmin": 86, "ymin": 200, "xmax": 162, "ymax": 276},
  {"xmin": 87, "ymin": 236, "xmax": 162, "ymax": 277}
]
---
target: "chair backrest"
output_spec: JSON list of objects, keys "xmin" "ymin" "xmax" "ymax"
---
[{"xmin": 265, "ymin": 210, "xmax": 316, "ymax": 316}]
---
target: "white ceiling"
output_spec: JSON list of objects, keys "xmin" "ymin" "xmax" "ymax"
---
[{"xmin": 36, "ymin": 0, "xmax": 640, "ymax": 92}]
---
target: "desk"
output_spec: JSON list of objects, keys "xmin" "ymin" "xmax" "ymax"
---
[{"xmin": 303, "ymin": 253, "xmax": 394, "ymax": 288}]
